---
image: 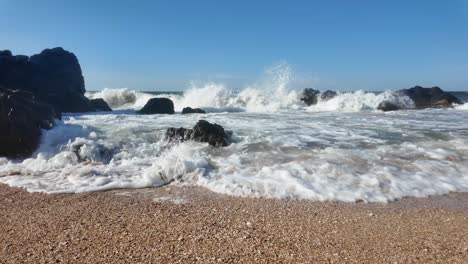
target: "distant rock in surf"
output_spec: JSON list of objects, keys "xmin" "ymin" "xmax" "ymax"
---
[
  {"xmin": 139, "ymin": 98, "xmax": 175, "ymax": 114},
  {"xmin": 320, "ymin": 90, "xmax": 338, "ymax": 102},
  {"xmin": 300, "ymin": 88, "xmax": 320, "ymax": 106},
  {"xmin": 0, "ymin": 47, "xmax": 95, "ymax": 114},
  {"xmin": 90, "ymin": 98, "xmax": 112, "ymax": 112},
  {"xmin": 165, "ymin": 120, "xmax": 230, "ymax": 147},
  {"xmin": 377, "ymin": 101, "xmax": 400, "ymax": 112},
  {"xmin": 300, "ymin": 88, "xmax": 337, "ymax": 106},
  {"xmin": 397, "ymin": 86, "xmax": 462, "ymax": 109},
  {"xmin": 182, "ymin": 107, "xmax": 206, "ymax": 114},
  {"xmin": 0, "ymin": 86, "xmax": 56, "ymax": 158}
]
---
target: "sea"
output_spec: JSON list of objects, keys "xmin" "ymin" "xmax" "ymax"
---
[{"xmin": 1, "ymin": 71, "xmax": 467, "ymax": 202}]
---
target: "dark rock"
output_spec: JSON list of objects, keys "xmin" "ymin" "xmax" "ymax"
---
[
  {"xmin": 0, "ymin": 47, "xmax": 93, "ymax": 113},
  {"xmin": 320, "ymin": 90, "xmax": 337, "ymax": 101},
  {"xmin": 90, "ymin": 98, "xmax": 112, "ymax": 112},
  {"xmin": 397, "ymin": 86, "xmax": 462, "ymax": 109},
  {"xmin": 301, "ymin": 88, "xmax": 337, "ymax": 106},
  {"xmin": 139, "ymin": 98, "xmax": 175, "ymax": 114},
  {"xmin": 182, "ymin": 107, "xmax": 206, "ymax": 114},
  {"xmin": 0, "ymin": 86, "xmax": 56, "ymax": 158},
  {"xmin": 0, "ymin": 50, "xmax": 12, "ymax": 57},
  {"xmin": 300, "ymin": 88, "xmax": 320, "ymax": 106},
  {"xmin": 165, "ymin": 120, "xmax": 230, "ymax": 147},
  {"xmin": 377, "ymin": 101, "xmax": 400, "ymax": 112}
]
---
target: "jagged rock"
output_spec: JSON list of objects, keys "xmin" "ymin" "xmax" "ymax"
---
[
  {"xmin": 300, "ymin": 88, "xmax": 337, "ymax": 106},
  {"xmin": 0, "ymin": 86, "xmax": 56, "ymax": 158},
  {"xmin": 182, "ymin": 107, "xmax": 206, "ymax": 114},
  {"xmin": 139, "ymin": 98, "xmax": 175, "ymax": 114},
  {"xmin": 90, "ymin": 98, "xmax": 112, "ymax": 112},
  {"xmin": 0, "ymin": 47, "xmax": 93, "ymax": 113},
  {"xmin": 397, "ymin": 86, "xmax": 462, "ymax": 109},
  {"xmin": 165, "ymin": 120, "xmax": 230, "ymax": 147},
  {"xmin": 377, "ymin": 101, "xmax": 400, "ymax": 112},
  {"xmin": 300, "ymin": 88, "xmax": 320, "ymax": 106}
]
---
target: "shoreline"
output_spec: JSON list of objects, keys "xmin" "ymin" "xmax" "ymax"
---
[{"xmin": 1, "ymin": 184, "xmax": 468, "ymax": 263}]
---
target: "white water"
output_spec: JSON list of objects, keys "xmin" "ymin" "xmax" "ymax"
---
[{"xmin": 1, "ymin": 66, "xmax": 468, "ymax": 202}]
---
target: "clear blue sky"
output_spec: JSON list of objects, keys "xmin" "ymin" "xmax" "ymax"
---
[{"xmin": 1, "ymin": 0, "xmax": 467, "ymax": 91}]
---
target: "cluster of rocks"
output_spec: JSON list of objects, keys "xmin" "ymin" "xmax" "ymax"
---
[
  {"xmin": 301, "ymin": 86, "xmax": 462, "ymax": 111},
  {"xmin": 138, "ymin": 99, "xmax": 225, "ymax": 146},
  {"xmin": 0, "ymin": 48, "xmax": 112, "ymax": 158},
  {"xmin": 301, "ymin": 88, "xmax": 337, "ymax": 106},
  {"xmin": 138, "ymin": 97, "xmax": 206, "ymax": 115}
]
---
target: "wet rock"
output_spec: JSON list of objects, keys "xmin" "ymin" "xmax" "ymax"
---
[
  {"xmin": 165, "ymin": 120, "xmax": 230, "ymax": 147},
  {"xmin": 377, "ymin": 101, "xmax": 400, "ymax": 112},
  {"xmin": 300, "ymin": 88, "xmax": 320, "ymax": 106},
  {"xmin": 301, "ymin": 88, "xmax": 337, "ymax": 106},
  {"xmin": 139, "ymin": 98, "xmax": 175, "ymax": 114},
  {"xmin": 397, "ymin": 86, "xmax": 462, "ymax": 109},
  {"xmin": 0, "ymin": 86, "xmax": 56, "ymax": 158},
  {"xmin": 182, "ymin": 107, "xmax": 206, "ymax": 114},
  {"xmin": 0, "ymin": 47, "xmax": 94, "ymax": 113},
  {"xmin": 320, "ymin": 90, "xmax": 337, "ymax": 101},
  {"xmin": 90, "ymin": 98, "xmax": 112, "ymax": 112}
]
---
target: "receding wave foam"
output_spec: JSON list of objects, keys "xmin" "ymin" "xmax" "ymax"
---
[{"xmin": 0, "ymin": 108, "xmax": 467, "ymax": 202}]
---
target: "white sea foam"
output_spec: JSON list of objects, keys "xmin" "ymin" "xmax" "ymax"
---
[
  {"xmin": 456, "ymin": 103, "xmax": 468, "ymax": 110},
  {"xmin": 0, "ymin": 107, "xmax": 467, "ymax": 202},
  {"xmin": 2, "ymin": 65, "xmax": 468, "ymax": 202},
  {"xmin": 306, "ymin": 90, "xmax": 415, "ymax": 112},
  {"xmin": 86, "ymin": 88, "xmax": 154, "ymax": 109}
]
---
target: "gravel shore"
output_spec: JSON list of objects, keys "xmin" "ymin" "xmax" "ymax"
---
[{"xmin": 1, "ymin": 184, "xmax": 468, "ymax": 263}]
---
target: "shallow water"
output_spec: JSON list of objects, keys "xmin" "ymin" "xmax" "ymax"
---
[{"xmin": 1, "ymin": 84, "xmax": 467, "ymax": 202}]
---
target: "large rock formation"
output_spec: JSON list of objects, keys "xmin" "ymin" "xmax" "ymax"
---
[
  {"xmin": 0, "ymin": 47, "xmax": 94, "ymax": 113},
  {"xmin": 139, "ymin": 98, "xmax": 175, "ymax": 114},
  {"xmin": 165, "ymin": 120, "xmax": 230, "ymax": 147},
  {"xmin": 378, "ymin": 86, "xmax": 462, "ymax": 112},
  {"xmin": 300, "ymin": 88, "xmax": 337, "ymax": 106},
  {"xmin": 397, "ymin": 86, "xmax": 462, "ymax": 109},
  {"xmin": 182, "ymin": 107, "xmax": 206, "ymax": 114},
  {"xmin": 0, "ymin": 86, "xmax": 56, "ymax": 158}
]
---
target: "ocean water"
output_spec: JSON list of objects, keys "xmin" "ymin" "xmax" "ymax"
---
[{"xmin": 1, "ymin": 69, "xmax": 467, "ymax": 202}]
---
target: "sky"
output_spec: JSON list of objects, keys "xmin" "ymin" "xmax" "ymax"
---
[{"xmin": 0, "ymin": 0, "xmax": 467, "ymax": 91}]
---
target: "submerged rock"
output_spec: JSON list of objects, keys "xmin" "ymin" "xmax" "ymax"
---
[
  {"xmin": 90, "ymin": 98, "xmax": 112, "ymax": 112},
  {"xmin": 0, "ymin": 86, "xmax": 56, "ymax": 158},
  {"xmin": 0, "ymin": 47, "xmax": 94, "ymax": 113},
  {"xmin": 139, "ymin": 98, "xmax": 175, "ymax": 114},
  {"xmin": 397, "ymin": 86, "xmax": 462, "ymax": 109},
  {"xmin": 300, "ymin": 88, "xmax": 337, "ymax": 106},
  {"xmin": 165, "ymin": 120, "xmax": 230, "ymax": 147},
  {"xmin": 182, "ymin": 107, "xmax": 206, "ymax": 114}
]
